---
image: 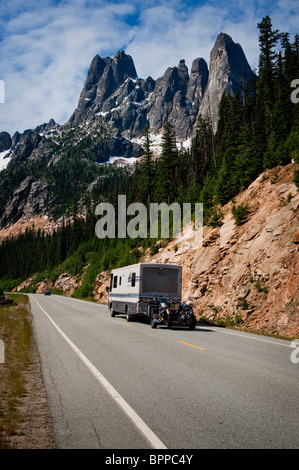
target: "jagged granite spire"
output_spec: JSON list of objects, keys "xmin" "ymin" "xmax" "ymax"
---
[
  {"xmin": 68, "ymin": 50, "xmax": 210, "ymax": 141},
  {"xmin": 200, "ymin": 32, "xmax": 253, "ymax": 131},
  {"xmin": 68, "ymin": 50, "xmax": 137, "ymax": 126},
  {"xmin": 68, "ymin": 35, "xmax": 252, "ymax": 140}
]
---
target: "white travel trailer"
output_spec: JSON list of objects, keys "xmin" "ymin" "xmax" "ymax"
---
[{"xmin": 107, "ymin": 263, "xmax": 182, "ymax": 321}]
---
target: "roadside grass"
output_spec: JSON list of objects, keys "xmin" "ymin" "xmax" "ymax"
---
[{"xmin": 0, "ymin": 294, "xmax": 32, "ymax": 448}]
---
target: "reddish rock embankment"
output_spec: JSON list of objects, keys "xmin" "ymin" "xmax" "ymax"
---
[{"xmin": 139, "ymin": 163, "xmax": 299, "ymax": 338}]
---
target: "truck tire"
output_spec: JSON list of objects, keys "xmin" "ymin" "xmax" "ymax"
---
[
  {"xmin": 110, "ymin": 306, "xmax": 116, "ymax": 317},
  {"xmin": 126, "ymin": 306, "xmax": 132, "ymax": 322}
]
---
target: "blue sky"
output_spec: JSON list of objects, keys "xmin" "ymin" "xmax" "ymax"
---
[{"xmin": 0, "ymin": 0, "xmax": 298, "ymax": 135}]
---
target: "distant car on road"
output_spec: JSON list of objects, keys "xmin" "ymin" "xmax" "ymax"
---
[{"xmin": 44, "ymin": 291, "xmax": 51, "ymax": 296}]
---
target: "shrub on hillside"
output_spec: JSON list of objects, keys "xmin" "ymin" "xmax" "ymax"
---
[{"xmin": 232, "ymin": 203, "xmax": 249, "ymax": 225}]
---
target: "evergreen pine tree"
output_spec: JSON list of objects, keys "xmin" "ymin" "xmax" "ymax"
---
[
  {"xmin": 155, "ymin": 121, "xmax": 178, "ymax": 203},
  {"xmin": 257, "ymin": 15, "xmax": 281, "ymax": 157},
  {"xmin": 139, "ymin": 125, "xmax": 154, "ymax": 206},
  {"xmin": 257, "ymin": 16, "xmax": 281, "ymax": 105}
]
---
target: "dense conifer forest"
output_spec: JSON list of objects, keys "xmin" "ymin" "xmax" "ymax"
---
[{"xmin": 0, "ymin": 17, "xmax": 298, "ymax": 298}]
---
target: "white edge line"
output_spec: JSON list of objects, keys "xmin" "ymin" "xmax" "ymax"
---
[
  {"xmin": 209, "ymin": 326, "xmax": 292, "ymax": 347},
  {"xmin": 32, "ymin": 296, "xmax": 167, "ymax": 450}
]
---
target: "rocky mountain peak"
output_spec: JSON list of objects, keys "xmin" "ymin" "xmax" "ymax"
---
[
  {"xmin": 0, "ymin": 132, "xmax": 12, "ymax": 152},
  {"xmin": 143, "ymin": 57, "xmax": 208, "ymax": 140},
  {"xmin": 84, "ymin": 54, "xmax": 107, "ymax": 93},
  {"xmin": 0, "ymin": 34, "xmax": 254, "ymax": 230},
  {"xmin": 111, "ymin": 50, "xmax": 137, "ymax": 83},
  {"xmin": 68, "ymin": 32, "xmax": 252, "ymax": 142},
  {"xmin": 113, "ymin": 50, "xmax": 136, "ymax": 72},
  {"xmin": 211, "ymin": 32, "xmax": 251, "ymax": 74},
  {"xmin": 68, "ymin": 51, "xmax": 211, "ymax": 141},
  {"xmin": 178, "ymin": 59, "xmax": 189, "ymax": 90},
  {"xmin": 200, "ymin": 32, "xmax": 253, "ymax": 131},
  {"xmin": 214, "ymin": 32, "xmax": 233, "ymax": 46},
  {"xmin": 186, "ymin": 58, "xmax": 209, "ymax": 111},
  {"xmin": 68, "ymin": 50, "xmax": 137, "ymax": 126}
]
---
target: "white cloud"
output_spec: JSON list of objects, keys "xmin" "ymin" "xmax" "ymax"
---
[
  {"xmin": 0, "ymin": 0, "xmax": 137, "ymax": 134},
  {"xmin": 0, "ymin": 0, "xmax": 297, "ymax": 135}
]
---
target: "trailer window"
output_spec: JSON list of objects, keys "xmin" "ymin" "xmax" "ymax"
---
[
  {"xmin": 131, "ymin": 272, "xmax": 136, "ymax": 287},
  {"xmin": 119, "ymin": 276, "xmax": 122, "ymax": 286},
  {"xmin": 113, "ymin": 275, "xmax": 118, "ymax": 289},
  {"xmin": 142, "ymin": 267, "xmax": 179, "ymax": 293}
]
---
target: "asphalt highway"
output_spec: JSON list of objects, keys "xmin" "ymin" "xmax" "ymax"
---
[{"xmin": 29, "ymin": 294, "xmax": 299, "ymax": 449}]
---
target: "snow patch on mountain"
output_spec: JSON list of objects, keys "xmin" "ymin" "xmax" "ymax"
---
[{"xmin": 0, "ymin": 149, "xmax": 11, "ymax": 171}]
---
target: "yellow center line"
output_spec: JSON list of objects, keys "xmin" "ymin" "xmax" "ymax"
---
[
  {"xmin": 177, "ymin": 340, "xmax": 206, "ymax": 351},
  {"xmin": 122, "ymin": 322, "xmax": 134, "ymax": 327},
  {"xmin": 82, "ymin": 310, "xmax": 103, "ymax": 316}
]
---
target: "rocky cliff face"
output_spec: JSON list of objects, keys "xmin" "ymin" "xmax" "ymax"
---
[
  {"xmin": 68, "ymin": 33, "xmax": 251, "ymax": 142},
  {"xmin": 0, "ymin": 115, "xmax": 143, "ymax": 229},
  {"xmin": 92, "ymin": 163, "xmax": 299, "ymax": 339},
  {"xmin": 68, "ymin": 50, "xmax": 138, "ymax": 127},
  {"xmin": 0, "ymin": 176, "xmax": 49, "ymax": 227},
  {"xmin": 143, "ymin": 163, "xmax": 299, "ymax": 338},
  {"xmin": 200, "ymin": 33, "xmax": 253, "ymax": 132},
  {"xmin": 1, "ymin": 31, "xmax": 253, "ymax": 169},
  {"xmin": 68, "ymin": 51, "xmax": 208, "ymax": 142},
  {"xmin": 0, "ymin": 132, "xmax": 12, "ymax": 152},
  {"xmin": 145, "ymin": 58, "xmax": 209, "ymax": 141}
]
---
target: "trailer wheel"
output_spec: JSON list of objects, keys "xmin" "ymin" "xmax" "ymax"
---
[
  {"xmin": 126, "ymin": 306, "xmax": 132, "ymax": 322},
  {"xmin": 151, "ymin": 315, "xmax": 157, "ymax": 328}
]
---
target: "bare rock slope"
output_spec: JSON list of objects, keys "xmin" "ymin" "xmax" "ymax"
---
[{"xmin": 139, "ymin": 163, "xmax": 299, "ymax": 338}]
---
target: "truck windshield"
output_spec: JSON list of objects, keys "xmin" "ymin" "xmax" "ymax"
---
[{"xmin": 142, "ymin": 267, "xmax": 179, "ymax": 294}]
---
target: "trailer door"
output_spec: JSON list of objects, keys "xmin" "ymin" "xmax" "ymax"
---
[{"xmin": 142, "ymin": 266, "xmax": 180, "ymax": 294}]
